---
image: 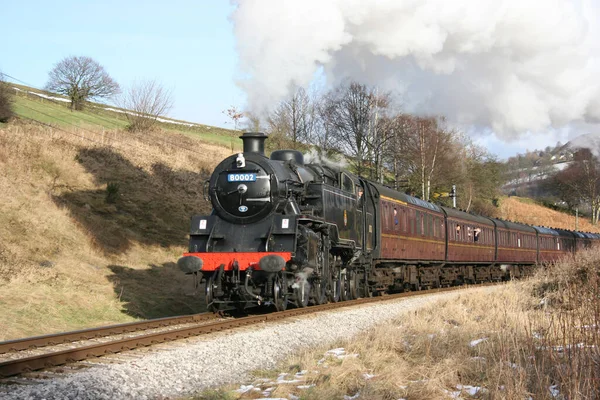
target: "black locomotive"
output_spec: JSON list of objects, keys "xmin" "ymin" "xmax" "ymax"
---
[{"xmin": 178, "ymin": 132, "xmax": 599, "ymax": 311}]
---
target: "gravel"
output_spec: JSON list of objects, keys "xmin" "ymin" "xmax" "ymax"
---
[{"xmin": 0, "ymin": 287, "xmax": 495, "ymax": 400}]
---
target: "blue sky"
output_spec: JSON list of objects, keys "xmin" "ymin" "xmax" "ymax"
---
[{"xmin": 1, "ymin": 1, "xmax": 244, "ymax": 129}]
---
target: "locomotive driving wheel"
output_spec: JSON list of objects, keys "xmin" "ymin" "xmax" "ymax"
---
[
  {"xmin": 205, "ymin": 274, "xmax": 219, "ymax": 312},
  {"xmin": 328, "ymin": 255, "xmax": 341, "ymax": 302},
  {"xmin": 340, "ymin": 269, "xmax": 350, "ymax": 301},
  {"xmin": 311, "ymin": 278, "xmax": 327, "ymax": 305},
  {"xmin": 348, "ymin": 269, "xmax": 359, "ymax": 300},
  {"xmin": 273, "ymin": 272, "xmax": 288, "ymax": 312},
  {"xmin": 294, "ymin": 278, "xmax": 311, "ymax": 308}
]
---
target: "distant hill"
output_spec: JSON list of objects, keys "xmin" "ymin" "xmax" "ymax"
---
[
  {"xmin": 494, "ymin": 196, "xmax": 600, "ymax": 233},
  {"xmin": 501, "ymin": 131, "xmax": 600, "ymax": 197}
]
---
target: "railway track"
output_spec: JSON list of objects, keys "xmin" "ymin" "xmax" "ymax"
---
[{"xmin": 0, "ymin": 283, "xmax": 496, "ymax": 379}]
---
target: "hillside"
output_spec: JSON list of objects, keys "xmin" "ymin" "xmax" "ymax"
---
[
  {"xmin": 9, "ymin": 84, "xmax": 243, "ymax": 151},
  {"xmin": 0, "ymin": 112, "xmax": 236, "ymax": 339},
  {"xmin": 494, "ymin": 196, "xmax": 600, "ymax": 233}
]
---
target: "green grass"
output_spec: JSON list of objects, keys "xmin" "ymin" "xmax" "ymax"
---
[
  {"xmin": 9, "ymin": 84, "xmax": 242, "ymax": 150},
  {"xmin": 13, "ymin": 95, "xmax": 128, "ymax": 129}
]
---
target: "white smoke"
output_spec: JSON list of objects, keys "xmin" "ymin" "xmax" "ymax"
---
[
  {"xmin": 232, "ymin": 0, "xmax": 600, "ymax": 139},
  {"xmin": 303, "ymin": 148, "xmax": 348, "ymax": 170}
]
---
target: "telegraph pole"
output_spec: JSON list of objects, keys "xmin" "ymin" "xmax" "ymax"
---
[{"xmin": 451, "ymin": 184, "xmax": 457, "ymax": 208}]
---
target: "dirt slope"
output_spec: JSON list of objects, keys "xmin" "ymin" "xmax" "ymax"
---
[{"xmin": 0, "ymin": 121, "xmax": 233, "ymax": 339}]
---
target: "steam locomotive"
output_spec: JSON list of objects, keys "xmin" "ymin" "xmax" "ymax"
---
[{"xmin": 178, "ymin": 132, "xmax": 599, "ymax": 311}]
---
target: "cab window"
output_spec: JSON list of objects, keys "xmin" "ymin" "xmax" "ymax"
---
[{"xmin": 341, "ymin": 173, "xmax": 354, "ymax": 193}]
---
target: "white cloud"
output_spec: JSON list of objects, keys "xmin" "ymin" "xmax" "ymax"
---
[{"xmin": 232, "ymin": 0, "xmax": 600, "ymax": 144}]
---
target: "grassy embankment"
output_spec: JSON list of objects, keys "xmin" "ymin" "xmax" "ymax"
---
[
  {"xmin": 0, "ymin": 91, "xmax": 239, "ymax": 340},
  {"xmin": 10, "ymin": 84, "xmax": 243, "ymax": 151},
  {"xmin": 495, "ymin": 196, "xmax": 600, "ymax": 233},
  {"xmin": 196, "ymin": 248, "xmax": 599, "ymax": 400}
]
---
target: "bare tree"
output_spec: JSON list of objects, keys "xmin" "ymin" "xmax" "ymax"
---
[
  {"xmin": 555, "ymin": 149, "xmax": 600, "ymax": 224},
  {"xmin": 384, "ymin": 115, "xmax": 454, "ymax": 200},
  {"xmin": 311, "ymin": 91, "xmax": 341, "ymax": 156},
  {"xmin": 119, "ymin": 80, "xmax": 174, "ymax": 132},
  {"xmin": 222, "ymin": 105, "xmax": 244, "ymax": 131},
  {"xmin": 365, "ymin": 90, "xmax": 392, "ymax": 182},
  {"xmin": 45, "ymin": 56, "xmax": 120, "ymax": 110},
  {"xmin": 267, "ymin": 87, "xmax": 316, "ymax": 148},
  {"xmin": 0, "ymin": 73, "xmax": 13, "ymax": 123},
  {"xmin": 321, "ymin": 81, "xmax": 392, "ymax": 177},
  {"xmin": 453, "ymin": 137, "xmax": 503, "ymax": 213},
  {"xmin": 243, "ymin": 111, "xmax": 263, "ymax": 132}
]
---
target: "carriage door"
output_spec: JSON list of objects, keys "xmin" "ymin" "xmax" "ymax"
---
[
  {"xmin": 355, "ymin": 182, "xmax": 364, "ymax": 248},
  {"xmin": 340, "ymin": 173, "xmax": 362, "ymax": 247},
  {"xmin": 361, "ymin": 181, "xmax": 376, "ymax": 252}
]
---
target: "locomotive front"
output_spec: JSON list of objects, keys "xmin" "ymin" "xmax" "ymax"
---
[
  {"xmin": 210, "ymin": 132, "xmax": 277, "ymax": 225},
  {"xmin": 178, "ymin": 132, "xmax": 314, "ymax": 311}
]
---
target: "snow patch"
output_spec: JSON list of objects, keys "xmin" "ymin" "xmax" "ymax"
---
[{"xmin": 469, "ymin": 338, "xmax": 488, "ymax": 347}]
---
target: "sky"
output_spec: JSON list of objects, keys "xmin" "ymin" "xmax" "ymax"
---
[
  {"xmin": 0, "ymin": 1, "xmax": 245, "ymax": 130},
  {"xmin": 1, "ymin": 1, "xmax": 598, "ymax": 160}
]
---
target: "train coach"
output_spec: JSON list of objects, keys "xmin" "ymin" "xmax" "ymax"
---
[{"xmin": 178, "ymin": 132, "xmax": 600, "ymax": 311}]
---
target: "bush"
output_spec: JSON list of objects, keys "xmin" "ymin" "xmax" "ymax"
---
[
  {"xmin": 0, "ymin": 77, "xmax": 13, "ymax": 123},
  {"xmin": 105, "ymin": 182, "xmax": 120, "ymax": 204}
]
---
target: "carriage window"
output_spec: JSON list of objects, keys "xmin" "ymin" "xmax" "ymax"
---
[
  {"xmin": 416, "ymin": 212, "xmax": 421, "ymax": 235},
  {"xmin": 428, "ymin": 214, "xmax": 433, "ymax": 237},
  {"xmin": 393, "ymin": 207, "xmax": 399, "ymax": 230},
  {"xmin": 341, "ymin": 174, "xmax": 354, "ymax": 193},
  {"xmin": 474, "ymin": 227, "xmax": 481, "ymax": 242},
  {"xmin": 386, "ymin": 205, "xmax": 390, "ymax": 231},
  {"xmin": 403, "ymin": 208, "xmax": 408, "ymax": 232}
]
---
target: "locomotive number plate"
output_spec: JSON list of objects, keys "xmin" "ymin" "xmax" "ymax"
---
[{"xmin": 227, "ymin": 173, "xmax": 257, "ymax": 182}]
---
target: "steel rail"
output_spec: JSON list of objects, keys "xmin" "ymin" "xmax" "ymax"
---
[
  {"xmin": 0, "ymin": 283, "xmax": 498, "ymax": 378},
  {"xmin": 0, "ymin": 313, "xmax": 219, "ymax": 354}
]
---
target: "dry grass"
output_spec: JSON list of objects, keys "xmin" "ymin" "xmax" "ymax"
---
[
  {"xmin": 495, "ymin": 196, "xmax": 600, "ymax": 233},
  {"xmin": 0, "ymin": 121, "xmax": 234, "ymax": 339},
  {"xmin": 207, "ymin": 248, "xmax": 600, "ymax": 400}
]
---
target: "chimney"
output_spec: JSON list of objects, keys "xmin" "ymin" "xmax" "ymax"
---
[{"xmin": 240, "ymin": 132, "xmax": 267, "ymax": 155}]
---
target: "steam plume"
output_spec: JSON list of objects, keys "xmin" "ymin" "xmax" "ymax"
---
[{"xmin": 232, "ymin": 0, "xmax": 600, "ymax": 138}]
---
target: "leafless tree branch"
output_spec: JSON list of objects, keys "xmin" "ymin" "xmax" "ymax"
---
[{"xmin": 119, "ymin": 79, "xmax": 174, "ymax": 132}]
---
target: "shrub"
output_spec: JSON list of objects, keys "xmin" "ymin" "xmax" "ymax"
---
[
  {"xmin": 0, "ymin": 76, "xmax": 13, "ymax": 123},
  {"xmin": 105, "ymin": 182, "xmax": 120, "ymax": 204}
]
